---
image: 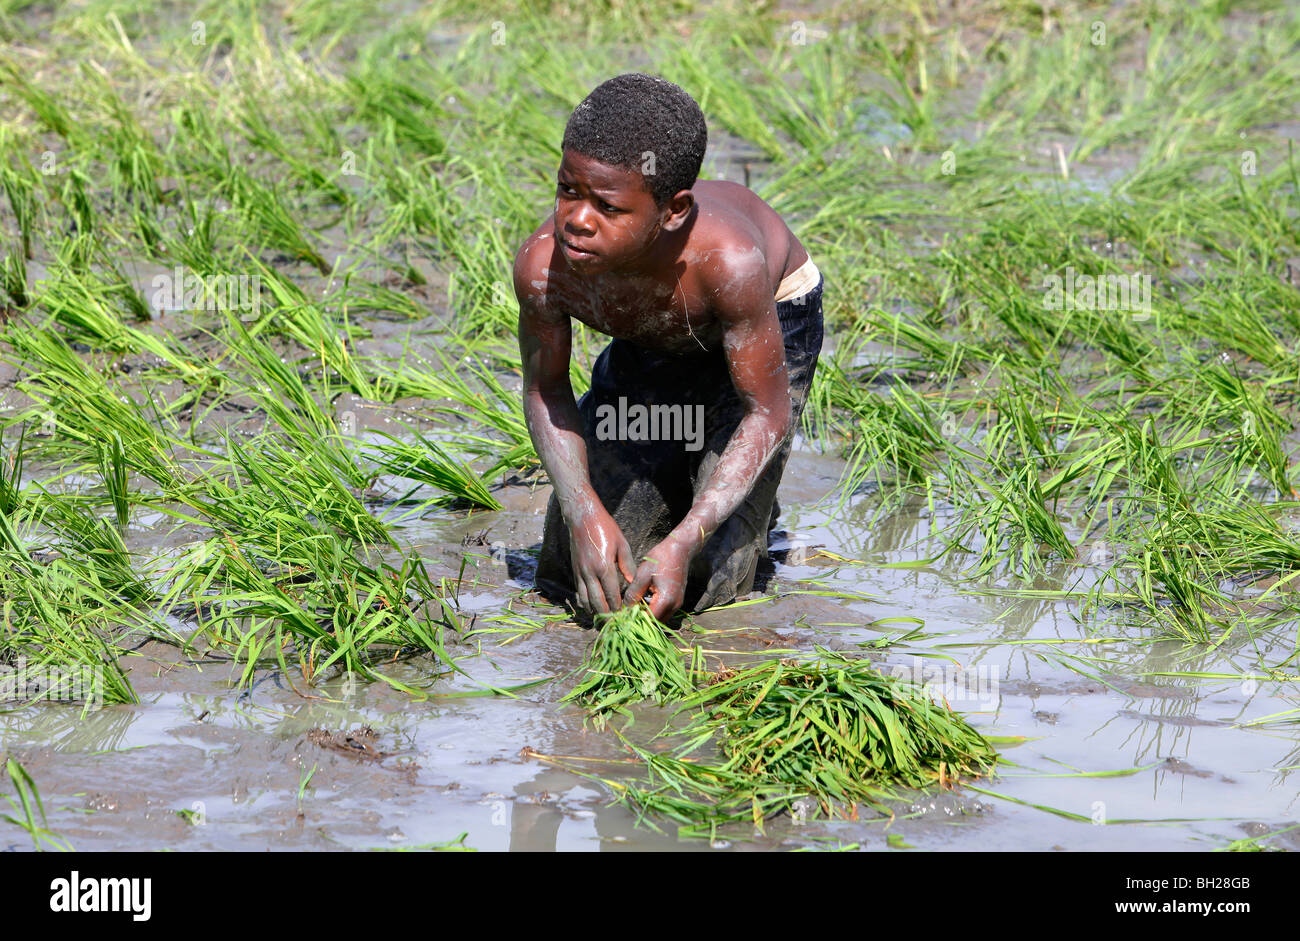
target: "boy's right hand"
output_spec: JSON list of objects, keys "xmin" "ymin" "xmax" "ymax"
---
[{"xmin": 568, "ymin": 510, "xmax": 635, "ymax": 614}]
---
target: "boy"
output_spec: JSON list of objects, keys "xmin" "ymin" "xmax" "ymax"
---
[{"xmin": 515, "ymin": 73, "xmax": 823, "ymax": 622}]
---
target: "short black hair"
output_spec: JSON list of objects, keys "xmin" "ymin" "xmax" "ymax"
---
[{"xmin": 561, "ymin": 73, "xmax": 707, "ymax": 206}]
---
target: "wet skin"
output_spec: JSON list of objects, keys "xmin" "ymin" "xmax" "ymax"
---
[{"xmin": 515, "ymin": 149, "xmax": 810, "ymax": 620}]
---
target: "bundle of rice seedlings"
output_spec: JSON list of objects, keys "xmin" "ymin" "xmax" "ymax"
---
[
  {"xmin": 610, "ymin": 743, "xmax": 802, "ymax": 839},
  {"xmin": 0, "ymin": 511, "xmax": 140, "ymax": 707},
  {"xmin": 383, "ymin": 348, "xmax": 538, "ymax": 477},
  {"xmin": 0, "ymin": 425, "xmax": 24, "ymax": 515},
  {"xmin": 368, "ymin": 429, "xmax": 503, "ymax": 510},
  {"xmin": 562, "ymin": 604, "xmax": 694, "ymax": 720},
  {"xmin": 671, "ymin": 652, "xmax": 998, "ymax": 818},
  {"xmin": 2, "ymin": 248, "xmax": 27, "ymax": 310},
  {"xmin": 4, "ymin": 325, "xmax": 186, "ymax": 490},
  {"xmin": 96, "ymin": 431, "xmax": 130, "ymax": 530},
  {"xmin": 33, "ymin": 490, "xmax": 155, "ymax": 610},
  {"xmin": 0, "ymin": 154, "xmax": 38, "ymax": 260}
]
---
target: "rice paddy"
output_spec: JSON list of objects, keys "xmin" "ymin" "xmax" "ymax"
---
[
  {"xmin": 1, "ymin": 0, "xmax": 1298, "ymax": 852},
  {"xmin": 562, "ymin": 604, "xmax": 698, "ymax": 720},
  {"xmin": 555, "ymin": 607, "xmax": 998, "ymax": 832}
]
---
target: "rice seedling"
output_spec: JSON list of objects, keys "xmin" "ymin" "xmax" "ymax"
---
[
  {"xmin": 376, "ymin": 832, "xmax": 478, "ymax": 852},
  {"xmin": 675, "ymin": 652, "xmax": 998, "ymax": 813},
  {"xmin": 1215, "ymin": 822, "xmax": 1300, "ymax": 852},
  {"xmin": 383, "ymin": 349, "xmax": 538, "ymax": 477},
  {"xmin": 369, "ymin": 162, "xmax": 521, "ymax": 337},
  {"xmin": 859, "ymin": 305, "xmax": 986, "ymax": 377},
  {"xmin": 1089, "ymin": 502, "xmax": 1300, "ymax": 645},
  {"xmin": 0, "ymin": 58, "xmax": 79, "ymax": 141},
  {"xmin": 56, "ymin": 169, "xmax": 99, "ymax": 263},
  {"xmin": 0, "ymin": 516, "xmax": 140, "ymax": 706},
  {"xmin": 23, "ymin": 415, "xmax": 471, "ymax": 696},
  {"xmin": 224, "ymin": 167, "xmax": 330, "ymax": 275},
  {"xmin": 367, "ymin": 429, "xmax": 503, "ymax": 511},
  {"xmin": 563, "ymin": 604, "xmax": 696, "ymax": 722},
  {"xmin": 96, "ymin": 431, "xmax": 130, "ymax": 529},
  {"xmin": 946, "ymin": 456, "xmax": 1075, "ymax": 581},
  {"xmin": 2, "ymin": 758, "xmax": 72, "ymax": 852},
  {"xmin": 666, "ymin": 40, "xmax": 786, "ymax": 161},
  {"xmin": 31, "ymin": 271, "xmax": 213, "ymax": 384},
  {"xmin": 1181, "ymin": 360, "xmax": 1295, "ymax": 499},
  {"xmin": 608, "ymin": 741, "xmax": 804, "ymax": 837},
  {"xmin": 1173, "ymin": 283, "xmax": 1294, "ymax": 370},
  {"xmin": 343, "ymin": 69, "xmax": 448, "ymax": 158},
  {"xmin": 239, "ymin": 258, "xmax": 383, "ymax": 400},
  {"xmin": 0, "ymin": 424, "xmax": 24, "ymax": 516},
  {"xmin": 821, "ymin": 370, "xmax": 950, "ymax": 500},
  {"xmin": 30, "ymin": 490, "xmax": 156, "ymax": 610},
  {"xmin": 161, "ymin": 185, "xmax": 231, "ymax": 275},
  {"xmin": 0, "ymin": 151, "xmax": 39, "ymax": 260},
  {"xmin": 156, "ymin": 477, "xmax": 463, "ymax": 693},
  {"xmin": 339, "ymin": 281, "xmax": 433, "ymax": 322},
  {"xmin": 546, "ymin": 648, "xmax": 998, "ymax": 837},
  {"xmin": 1, "ymin": 246, "xmax": 27, "ymax": 313},
  {"xmin": 224, "ymin": 434, "xmax": 392, "ymax": 549},
  {"xmin": 2, "ymin": 324, "xmax": 186, "ymax": 488},
  {"xmin": 297, "ymin": 762, "xmax": 318, "ymax": 804},
  {"xmin": 238, "ymin": 95, "xmax": 350, "ymax": 207},
  {"xmin": 218, "ymin": 320, "xmax": 369, "ymax": 489}
]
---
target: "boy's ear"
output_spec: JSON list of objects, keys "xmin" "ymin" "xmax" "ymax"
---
[{"xmin": 659, "ymin": 190, "xmax": 694, "ymax": 231}]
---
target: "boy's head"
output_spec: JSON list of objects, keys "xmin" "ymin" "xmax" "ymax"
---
[
  {"xmin": 562, "ymin": 73, "xmax": 707, "ymax": 207},
  {"xmin": 554, "ymin": 73, "xmax": 707, "ymax": 272}
]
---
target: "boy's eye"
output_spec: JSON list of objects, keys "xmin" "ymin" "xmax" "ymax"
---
[{"xmin": 599, "ymin": 201, "xmax": 620, "ymax": 213}]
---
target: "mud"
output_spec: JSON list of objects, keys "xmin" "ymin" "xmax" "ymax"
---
[
  {"xmin": 2, "ymin": 4, "xmax": 1297, "ymax": 854},
  {"xmin": 2, "ymin": 442, "xmax": 1298, "ymax": 852}
]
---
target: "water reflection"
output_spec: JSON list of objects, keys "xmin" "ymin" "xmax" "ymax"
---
[{"xmin": 0, "ymin": 702, "xmax": 138, "ymax": 753}]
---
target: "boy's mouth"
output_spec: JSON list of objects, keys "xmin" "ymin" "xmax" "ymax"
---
[{"xmin": 559, "ymin": 236, "xmax": 598, "ymax": 259}]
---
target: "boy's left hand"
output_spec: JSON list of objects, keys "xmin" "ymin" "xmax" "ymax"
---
[{"xmin": 624, "ymin": 537, "xmax": 693, "ymax": 621}]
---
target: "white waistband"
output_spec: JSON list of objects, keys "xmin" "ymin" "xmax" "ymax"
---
[{"xmin": 774, "ymin": 256, "xmax": 820, "ymax": 303}]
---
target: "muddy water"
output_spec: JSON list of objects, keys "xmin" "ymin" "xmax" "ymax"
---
[
  {"xmin": 4, "ymin": 27, "xmax": 1297, "ymax": 854},
  {"xmin": 3, "ymin": 437, "xmax": 1297, "ymax": 853},
  {"xmin": 6, "ymin": 226, "xmax": 1297, "ymax": 854}
]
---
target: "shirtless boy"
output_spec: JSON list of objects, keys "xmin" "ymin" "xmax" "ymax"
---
[{"xmin": 514, "ymin": 73, "xmax": 824, "ymax": 622}]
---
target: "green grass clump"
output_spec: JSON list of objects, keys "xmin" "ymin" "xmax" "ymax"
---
[
  {"xmin": 3, "ymin": 758, "xmax": 72, "ymax": 852},
  {"xmin": 570, "ymin": 651, "xmax": 998, "ymax": 839},
  {"xmin": 563, "ymin": 604, "xmax": 695, "ymax": 720},
  {"xmin": 0, "ymin": 506, "xmax": 142, "ymax": 707},
  {"xmin": 685, "ymin": 654, "xmax": 997, "ymax": 807},
  {"xmin": 1215, "ymin": 822, "xmax": 1300, "ymax": 852},
  {"xmin": 368, "ymin": 429, "xmax": 503, "ymax": 511}
]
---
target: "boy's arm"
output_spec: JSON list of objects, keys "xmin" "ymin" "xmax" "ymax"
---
[
  {"xmin": 625, "ymin": 252, "xmax": 793, "ymax": 619},
  {"xmin": 515, "ymin": 246, "xmax": 634, "ymax": 613}
]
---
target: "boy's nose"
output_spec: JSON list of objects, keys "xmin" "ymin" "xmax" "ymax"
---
[{"xmin": 566, "ymin": 203, "xmax": 597, "ymax": 234}]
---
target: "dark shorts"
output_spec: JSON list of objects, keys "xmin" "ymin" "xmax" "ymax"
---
[{"xmin": 535, "ymin": 271, "xmax": 825, "ymax": 614}]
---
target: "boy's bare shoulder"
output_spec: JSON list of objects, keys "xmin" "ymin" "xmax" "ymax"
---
[
  {"xmin": 512, "ymin": 221, "xmax": 563, "ymax": 314},
  {"xmin": 687, "ymin": 180, "xmax": 806, "ymax": 306}
]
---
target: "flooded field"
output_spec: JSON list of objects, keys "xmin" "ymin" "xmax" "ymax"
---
[
  {"xmin": 2, "ymin": 0, "xmax": 1299, "ymax": 852},
  {"xmin": 4, "ymin": 456, "xmax": 1300, "ymax": 852}
]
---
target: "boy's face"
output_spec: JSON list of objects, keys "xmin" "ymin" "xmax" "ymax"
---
[{"xmin": 553, "ymin": 149, "xmax": 690, "ymax": 274}]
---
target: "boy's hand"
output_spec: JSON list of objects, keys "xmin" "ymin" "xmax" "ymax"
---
[
  {"xmin": 624, "ymin": 537, "xmax": 693, "ymax": 621},
  {"xmin": 568, "ymin": 510, "xmax": 635, "ymax": 614}
]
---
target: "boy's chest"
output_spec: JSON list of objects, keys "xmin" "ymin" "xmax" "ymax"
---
[{"xmin": 563, "ymin": 277, "xmax": 723, "ymax": 353}]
